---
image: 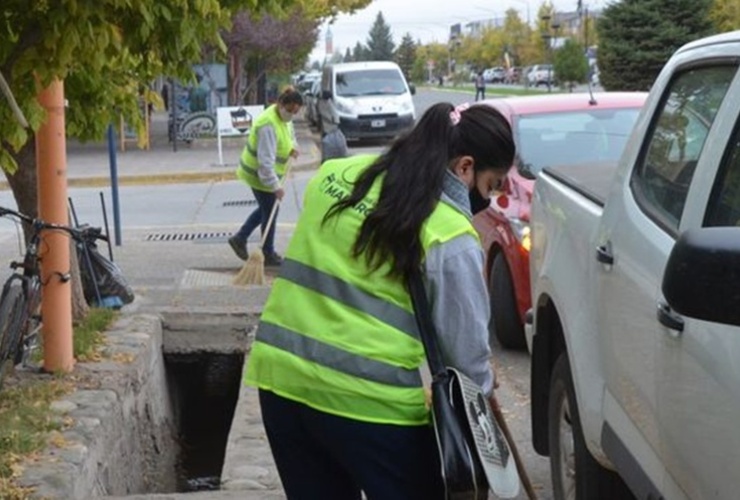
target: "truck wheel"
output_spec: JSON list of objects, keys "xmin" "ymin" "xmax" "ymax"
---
[
  {"xmin": 489, "ymin": 253, "xmax": 526, "ymax": 350},
  {"xmin": 548, "ymin": 353, "xmax": 634, "ymax": 500}
]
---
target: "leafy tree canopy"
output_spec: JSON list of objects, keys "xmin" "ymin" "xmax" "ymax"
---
[
  {"xmin": 395, "ymin": 33, "xmax": 416, "ymax": 81},
  {"xmin": 553, "ymin": 39, "xmax": 589, "ymax": 89},
  {"xmin": 366, "ymin": 11, "xmax": 395, "ymax": 61},
  {"xmin": 597, "ymin": 0, "xmax": 713, "ymax": 91}
]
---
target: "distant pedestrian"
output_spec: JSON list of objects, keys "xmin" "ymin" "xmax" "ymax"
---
[
  {"xmin": 438, "ymin": 74, "xmax": 444, "ymax": 87},
  {"xmin": 245, "ymin": 102, "xmax": 516, "ymax": 499},
  {"xmin": 228, "ymin": 87, "xmax": 303, "ymax": 266},
  {"xmin": 475, "ymin": 70, "xmax": 486, "ymax": 101}
]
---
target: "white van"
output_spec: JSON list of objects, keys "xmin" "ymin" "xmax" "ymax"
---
[{"xmin": 317, "ymin": 61, "xmax": 416, "ymax": 141}]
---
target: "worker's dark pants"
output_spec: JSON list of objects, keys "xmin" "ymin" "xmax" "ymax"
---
[
  {"xmin": 259, "ymin": 389, "xmax": 445, "ymax": 500},
  {"xmin": 234, "ymin": 188, "xmax": 278, "ymax": 256}
]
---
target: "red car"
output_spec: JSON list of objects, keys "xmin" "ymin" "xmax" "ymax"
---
[{"xmin": 473, "ymin": 92, "xmax": 648, "ymax": 349}]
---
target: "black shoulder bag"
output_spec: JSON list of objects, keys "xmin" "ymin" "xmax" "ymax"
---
[{"xmin": 408, "ymin": 270, "xmax": 519, "ymax": 500}]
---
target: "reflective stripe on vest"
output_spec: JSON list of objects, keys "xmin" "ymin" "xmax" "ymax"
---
[
  {"xmin": 256, "ymin": 322, "xmax": 422, "ymax": 388},
  {"xmin": 280, "ymin": 259, "xmax": 419, "ymax": 341}
]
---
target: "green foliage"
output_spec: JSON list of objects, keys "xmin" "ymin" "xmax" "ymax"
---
[
  {"xmin": 352, "ymin": 41, "xmax": 369, "ymax": 62},
  {"xmin": 72, "ymin": 307, "xmax": 117, "ymax": 361},
  {"xmin": 710, "ymin": 0, "xmax": 740, "ymax": 32},
  {"xmin": 553, "ymin": 39, "xmax": 589, "ymax": 90},
  {"xmin": 394, "ymin": 33, "xmax": 416, "ymax": 81},
  {"xmin": 597, "ymin": 0, "xmax": 713, "ymax": 91},
  {"xmin": 366, "ymin": 11, "xmax": 395, "ymax": 61}
]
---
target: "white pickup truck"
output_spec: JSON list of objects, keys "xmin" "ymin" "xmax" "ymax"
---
[{"xmin": 528, "ymin": 31, "xmax": 740, "ymax": 499}]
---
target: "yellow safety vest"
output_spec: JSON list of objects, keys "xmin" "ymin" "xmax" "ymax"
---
[
  {"xmin": 237, "ymin": 104, "xmax": 294, "ymax": 192},
  {"xmin": 245, "ymin": 154, "xmax": 479, "ymax": 426}
]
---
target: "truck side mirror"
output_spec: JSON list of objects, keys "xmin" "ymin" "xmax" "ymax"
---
[
  {"xmin": 321, "ymin": 90, "xmax": 333, "ymax": 100},
  {"xmin": 662, "ymin": 227, "xmax": 740, "ymax": 327},
  {"xmin": 409, "ymin": 83, "xmax": 416, "ymax": 95}
]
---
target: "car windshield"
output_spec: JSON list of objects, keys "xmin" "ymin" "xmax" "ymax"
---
[
  {"xmin": 335, "ymin": 69, "xmax": 407, "ymax": 97},
  {"xmin": 515, "ymin": 108, "xmax": 641, "ymax": 175}
]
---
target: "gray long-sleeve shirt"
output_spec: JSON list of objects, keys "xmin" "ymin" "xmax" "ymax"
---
[
  {"xmin": 255, "ymin": 122, "xmax": 297, "ymax": 191},
  {"xmin": 423, "ymin": 170, "xmax": 495, "ymax": 395}
]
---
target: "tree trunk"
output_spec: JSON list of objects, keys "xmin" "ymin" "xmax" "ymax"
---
[
  {"xmin": 7, "ymin": 139, "xmax": 89, "ymax": 321},
  {"xmin": 69, "ymin": 236, "xmax": 89, "ymax": 321}
]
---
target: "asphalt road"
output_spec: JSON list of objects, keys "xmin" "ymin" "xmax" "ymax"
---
[{"xmin": 0, "ymin": 88, "xmax": 555, "ymax": 499}]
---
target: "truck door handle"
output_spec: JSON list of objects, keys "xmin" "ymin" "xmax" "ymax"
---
[
  {"xmin": 657, "ymin": 301, "xmax": 684, "ymax": 333},
  {"xmin": 595, "ymin": 244, "xmax": 614, "ymax": 265}
]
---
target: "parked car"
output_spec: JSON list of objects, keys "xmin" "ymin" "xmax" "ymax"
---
[
  {"xmin": 484, "ymin": 66, "xmax": 506, "ymax": 83},
  {"xmin": 472, "ymin": 92, "xmax": 647, "ymax": 349},
  {"xmin": 526, "ymin": 64, "xmax": 554, "ymax": 87},
  {"xmin": 504, "ymin": 67, "xmax": 521, "ymax": 84},
  {"xmin": 529, "ymin": 31, "xmax": 740, "ymax": 500},
  {"xmin": 297, "ymin": 71, "xmax": 321, "ymax": 93}
]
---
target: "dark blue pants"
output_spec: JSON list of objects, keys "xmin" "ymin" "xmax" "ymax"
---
[
  {"xmin": 259, "ymin": 390, "xmax": 445, "ymax": 500},
  {"xmin": 234, "ymin": 188, "xmax": 278, "ymax": 255}
]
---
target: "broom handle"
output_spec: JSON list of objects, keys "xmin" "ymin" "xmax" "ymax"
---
[
  {"xmin": 258, "ymin": 160, "xmax": 292, "ymax": 249},
  {"xmin": 259, "ymin": 197, "xmax": 281, "ymax": 248},
  {"xmin": 492, "ymin": 404, "xmax": 538, "ymax": 500}
]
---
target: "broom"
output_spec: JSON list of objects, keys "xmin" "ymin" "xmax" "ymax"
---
[
  {"xmin": 232, "ymin": 197, "xmax": 280, "ymax": 286},
  {"xmin": 233, "ymin": 162, "xmax": 291, "ymax": 286}
]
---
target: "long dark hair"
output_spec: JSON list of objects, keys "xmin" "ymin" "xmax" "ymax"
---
[{"xmin": 326, "ymin": 102, "xmax": 514, "ymax": 280}]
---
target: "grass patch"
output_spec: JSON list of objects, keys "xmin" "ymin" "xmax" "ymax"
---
[
  {"xmin": 0, "ymin": 307, "xmax": 118, "ymax": 499},
  {"xmin": 73, "ymin": 307, "xmax": 117, "ymax": 361},
  {"xmin": 419, "ymin": 83, "xmax": 561, "ymax": 97}
]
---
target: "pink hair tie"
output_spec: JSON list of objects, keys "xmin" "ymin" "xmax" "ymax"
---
[
  {"xmin": 450, "ymin": 103, "xmax": 471, "ymax": 126},
  {"xmin": 450, "ymin": 109, "xmax": 462, "ymax": 125}
]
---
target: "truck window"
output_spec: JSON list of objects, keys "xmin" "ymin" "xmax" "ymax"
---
[
  {"xmin": 705, "ymin": 124, "xmax": 740, "ymax": 227},
  {"xmin": 631, "ymin": 65, "xmax": 736, "ymax": 232}
]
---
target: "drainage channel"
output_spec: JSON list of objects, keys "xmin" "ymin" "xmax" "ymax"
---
[
  {"xmin": 160, "ymin": 312, "xmax": 255, "ymax": 494},
  {"xmin": 165, "ymin": 352, "xmax": 244, "ymax": 492}
]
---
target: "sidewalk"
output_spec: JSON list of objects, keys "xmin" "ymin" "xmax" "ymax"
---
[{"xmin": 0, "ymin": 110, "xmax": 321, "ymax": 190}]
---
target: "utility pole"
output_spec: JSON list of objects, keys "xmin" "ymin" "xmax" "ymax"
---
[{"xmin": 36, "ymin": 79, "xmax": 74, "ymax": 373}]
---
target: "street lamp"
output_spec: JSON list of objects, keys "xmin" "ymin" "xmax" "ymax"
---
[{"xmin": 540, "ymin": 13, "xmax": 560, "ymax": 93}]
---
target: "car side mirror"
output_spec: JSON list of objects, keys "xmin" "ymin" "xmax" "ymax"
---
[
  {"xmin": 321, "ymin": 90, "xmax": 333, "ymax": 100},
  {"xmin": 409, "ymin": 83, "xmax": 416, "ymax": 95},
  {"xmin": 662, "ymin": 227, "xmax": 740, "ymax": 327}
]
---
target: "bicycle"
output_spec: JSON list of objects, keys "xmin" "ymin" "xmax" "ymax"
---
[{"xmin": 0, "ymin": 205, "xmax": 105, "ymax": 389}]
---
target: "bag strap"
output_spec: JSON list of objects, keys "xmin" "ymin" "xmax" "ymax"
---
[{"xmin": 408, "ymin": 270, "xmax": 447, "ymax": 379}]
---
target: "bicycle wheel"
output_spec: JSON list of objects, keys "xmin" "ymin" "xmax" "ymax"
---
[{"xmin": 0, "ymin": 283, "xmax": 26, "ymax": 390}]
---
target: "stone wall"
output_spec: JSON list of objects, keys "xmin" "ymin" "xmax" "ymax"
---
[{"xmin": 19, "ymin": 314, "xmax": 180, "ymax": 498}]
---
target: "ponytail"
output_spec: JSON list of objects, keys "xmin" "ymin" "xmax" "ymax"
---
[{"xmin": 326, "ymin": 102, "xmax": 514, "ymax": 280}]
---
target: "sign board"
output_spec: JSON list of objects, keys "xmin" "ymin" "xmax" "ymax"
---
[
  {"xmin": 216, "ymin": 105, "xmax": 264, "ymax": 137},
  {"xmin": 216, "ymin": 105, "xmax": 264, "ymax": 165}
]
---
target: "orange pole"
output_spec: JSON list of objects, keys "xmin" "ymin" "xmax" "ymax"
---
[{"xmin": 36, "ymin": 79, "xmax": 74, "ymax": 373}]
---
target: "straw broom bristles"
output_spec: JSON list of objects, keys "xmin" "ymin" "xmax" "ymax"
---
[
  {"xmin": 233, "ymin": 189, "xmax": 282, "ymax": 286},
  {"xmin": 233, "ymin": 245, "xmax": 266, "ymax": 285}
]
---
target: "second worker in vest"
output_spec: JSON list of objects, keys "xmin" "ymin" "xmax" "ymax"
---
[
  {"xmin": 228, "ymin": 88, "xmax": 304, "ymax": 266},
  {"xmin": 245, "ymin": 102, "xmax": 515, "ymax": 499}
]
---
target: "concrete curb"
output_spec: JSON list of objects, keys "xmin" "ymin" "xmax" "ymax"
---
[{"xmin": 0, "ymin": 133, "xmax": 321, "ymax": 191}]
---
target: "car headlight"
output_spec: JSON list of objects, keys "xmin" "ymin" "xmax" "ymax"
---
[
  {"xmin": 334, "ymin": 98, "xmax": 354, "ymax": 115},
  {"xmin": 400, "ymin": 100, "xmax": 413, "ymax": 113},
  {"xmin": 509, "ymin": 217, "xmax": 531, "ymax": 252}
]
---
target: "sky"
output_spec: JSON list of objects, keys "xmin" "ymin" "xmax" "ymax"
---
[{"xmin": 309, "ymin": 0, "xmax": 606, "ymax": 63}]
